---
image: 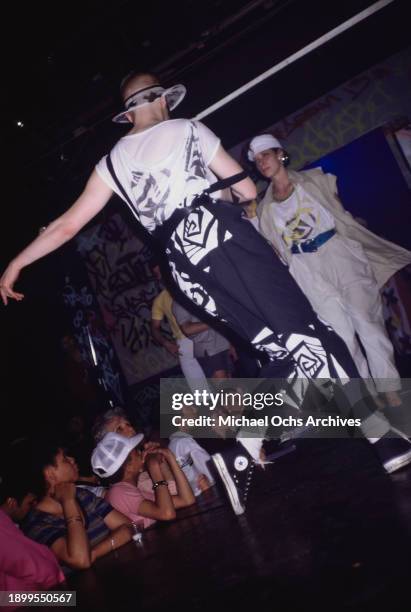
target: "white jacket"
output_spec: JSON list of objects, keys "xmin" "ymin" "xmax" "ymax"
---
[{"xmin": 258, "ymin": 167, "xmax": 411, "ymax": 287}]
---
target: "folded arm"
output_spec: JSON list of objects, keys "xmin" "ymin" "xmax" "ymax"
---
[
  {"xmin": 50, "ymin": 497, "xmax": 92, "ymax": 570},
  {"xmin": 90, "ymin": 509, "xmax": 133, "ymax": 562},
  {"xmin": 138, "ymin": 455, "xmax": 177, "ymax": 521}
]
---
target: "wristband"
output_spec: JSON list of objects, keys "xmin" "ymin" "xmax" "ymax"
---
[{"xmin": 152, "ymin": 480, "xmax": 168, "ymax": 491}]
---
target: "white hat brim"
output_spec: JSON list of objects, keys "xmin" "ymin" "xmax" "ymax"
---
[
  {"xmin": 112, "ymin": 84, "xmax": 186, "ymax": 124},
  {"xmin": 92, "ymin": 432, "xmax": 144, "ymax": 478},
  {"xmin": 248, "ymin": 134, "xmax": 282, "ymax": 161}
]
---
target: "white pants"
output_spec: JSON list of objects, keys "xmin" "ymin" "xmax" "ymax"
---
[
  {"xmin": 289, "ymin": 235, "xmax": 400, "ymax": 393},
  {"xmin": 177, "ymin": 336, "xmax": 209, "ymax": 393}
]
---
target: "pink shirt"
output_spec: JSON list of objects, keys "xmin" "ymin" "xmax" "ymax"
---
[
  {"xmin": 0, "ymin": 509, "xmax": 64, "ymax": 597},
  {"xmin": 106, "ymin": 480, "xmax": 177, "ymax": 529}
]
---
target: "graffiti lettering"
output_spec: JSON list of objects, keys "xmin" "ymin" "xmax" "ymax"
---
[
  {"xmin": 62, "ymin": 277, "xmax": 123, "ymax": 403},
  {"xmin": 236, "ymin": 51, "xmax": 409, "ymax": 171},
  {"xmin": 76, "ymin": 213, "xmax": 177, "ymax": 385},
  {"xmin": 275, "ymin": 95, "xmax": 341, "ymax": 140}
]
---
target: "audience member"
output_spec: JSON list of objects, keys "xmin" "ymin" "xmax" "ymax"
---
[
  {"xmin": 151, "ymin": 263, "xmax": 209, "ymax": 392},
  {"xmin": 0, "ymin": 465, "xmax": 64, "ymax": 595},
  {"xmin": 173, "ymin": 301, "xmax": 233, "ymax": 378},
  {"xmin": 92, "ymin": 407, "xmax": 172, "ymax": 483},
  {"xmin": 22, "ymin": 440, "xmax": 133, "ymax": 571},
  {"xmin": 92, "ymin": 433, "xmax": 195, "ymax": 528}
]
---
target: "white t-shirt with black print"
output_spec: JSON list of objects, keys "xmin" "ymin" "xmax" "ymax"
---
[{"xmin": 95, "ymin": 119, "xmax": 221, "ymax": 233}]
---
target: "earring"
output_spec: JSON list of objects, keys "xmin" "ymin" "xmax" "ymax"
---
[{"xmin": 280, "ymin": 153, "xmax": 289, "ymax": 166}]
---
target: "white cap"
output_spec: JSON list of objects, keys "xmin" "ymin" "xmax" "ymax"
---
[
  {"xmin": 248, "ymin": 134, "xmax": 282, "ymax": 161},
  {"xmin": 91, "ymin": 432, "xmax": 144, "ymax": 478}
]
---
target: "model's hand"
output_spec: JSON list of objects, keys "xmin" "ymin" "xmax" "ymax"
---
[{"xmin": 0, "ymin": 261, "xmax": 24, "ymax": 305}]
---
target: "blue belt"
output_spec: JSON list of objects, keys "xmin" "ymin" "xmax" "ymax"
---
[{"xmin": 290, "ymin": 228, "xmax": 336, "ymax": 254}]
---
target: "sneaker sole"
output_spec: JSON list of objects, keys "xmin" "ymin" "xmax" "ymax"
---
[
  {"xmin": 384, "ymin": 449, "xmax": 411, "ymax": 474},
  {"xmin": 212, "ymin": 453, "xmax": 245, "ymax": 516}
]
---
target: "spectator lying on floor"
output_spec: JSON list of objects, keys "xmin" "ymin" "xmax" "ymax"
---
[
  {"xmin": 92, "ymin": 407, "xmax": 173, "ymax": 484},
  {"xmin": 73, "ymin": 445, "xmax": 107, "ymax": 499},
  {"xmin": 92, "ymin": 432, "xmax": 195, "ymax": 529},
  {"xmin": 92, "ymin": 406, "xmax": 139, "ymax": 442},
  {"xmin": 21, "ymin": 439, "xmax": 133, "ymax": 571}
]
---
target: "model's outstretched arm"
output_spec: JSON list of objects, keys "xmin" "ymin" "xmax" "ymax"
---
[{"xmin": 0, "ymin": 170, "xmax": 113, "ymax": 305}]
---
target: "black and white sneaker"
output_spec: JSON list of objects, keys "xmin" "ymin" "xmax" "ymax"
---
[
  {"xmin": 212, "ymin": 443, "xmax": 256, "ymax": 516},
  {"xmin": 374, "ymin": 432, "xmax": 411, "ymax": 474}
]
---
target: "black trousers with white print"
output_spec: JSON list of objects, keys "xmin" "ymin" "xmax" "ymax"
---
[
  {"xmin": 163, "ymin": 199, "xmax": 364, "ymax": 384},
  {"xmin": 159, "ymin": 199, "xmax": 392, "ymax": 438}
]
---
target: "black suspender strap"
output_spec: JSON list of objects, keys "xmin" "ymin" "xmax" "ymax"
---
[
  {"xmin": 203, "ymin": 171, "xmax": 249, "ymax": 195},
  {"xmin": 108, "ymin": 155, "xmax": 247, "ymax": 203},
  {"xmin": 106, "ymin": 154, "xmax": 137, "ymax": 212},
  {"xmin": 106, "ymin": 153, "xmax": 249, "ymax": 244}
]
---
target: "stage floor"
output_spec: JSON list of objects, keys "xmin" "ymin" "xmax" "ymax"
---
[{"xmin": 63, "ymin": 436, "xmax": 411, "ymax": 612}]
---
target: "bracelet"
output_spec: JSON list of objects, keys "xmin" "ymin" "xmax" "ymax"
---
[
  {"xmin": 152, "ymin": 480, "xmax": 168, "ymax": 491},
  {"xmin": 65, "ymin": 515, "xmax": 83, "ymax": 525}
]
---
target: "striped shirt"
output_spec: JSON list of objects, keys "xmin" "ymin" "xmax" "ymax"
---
[{"xmin": 23, "ymin": 488, "xmax": 112, "ymax": 551}]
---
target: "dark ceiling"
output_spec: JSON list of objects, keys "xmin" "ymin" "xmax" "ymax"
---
[{"xmin": 4, "ymin": 1, "xmax": 409, "ymax": 158}]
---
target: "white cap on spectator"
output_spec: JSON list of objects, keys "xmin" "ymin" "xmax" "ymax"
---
[
  {"xmin": 248, "ymin": 134, "xmax": 282, "ymax": 161},
  {"xmin": 91, "ymin": 432, "xmax": 143, "ymax": 478}
]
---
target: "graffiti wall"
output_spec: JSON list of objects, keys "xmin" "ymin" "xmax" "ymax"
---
[
  {"xmin": 62, "ymin": 271, "xmax": 124, "ymax": 408},
  {"xmin": 230, "ymin": 48, "xmax": 411, "ymax": 172},
  {"xmin": 76, "ymin": 213, "xmax": 178, "ymax": 386}
]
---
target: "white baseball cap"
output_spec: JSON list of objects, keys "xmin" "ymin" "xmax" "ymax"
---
[
  {"xmin": 248, "ymin": 134, "xmax": 283, "ymax": 161},
  {"xmin": 91, "ymin": 432, "xmax": 144, "ymax": 478}
]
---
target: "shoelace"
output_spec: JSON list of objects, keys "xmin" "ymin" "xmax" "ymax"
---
[
  {"xmin": 232, "ymin": 461, "xmax": 256, "ymax": 504},
  {"xmin": 244, "ymin": 463, "xmax": 255, "ymax": 502}
]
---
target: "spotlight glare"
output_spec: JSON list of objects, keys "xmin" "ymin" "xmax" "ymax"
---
[{"xmin": 16, "ymin": 120, "xmax": 24, "ymax": 128}]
